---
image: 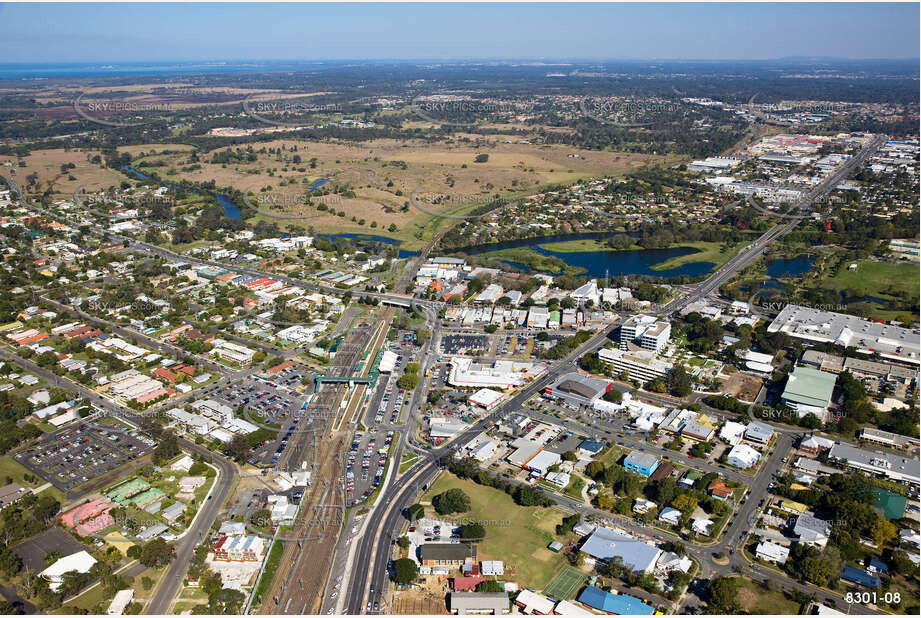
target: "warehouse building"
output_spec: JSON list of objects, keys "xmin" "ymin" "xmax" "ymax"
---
[
  {"xmin": 781, "ymin": 366, "xmax": 837, "ymax": 421},
  {"xmin": 543, "ymin": 372, "xmax": 611, "ymax": 407}
]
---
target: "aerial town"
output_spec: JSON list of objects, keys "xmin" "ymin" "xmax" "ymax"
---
[{"xmin": 0, "ymin": 2, "xmax": 918, "ymax": 617}]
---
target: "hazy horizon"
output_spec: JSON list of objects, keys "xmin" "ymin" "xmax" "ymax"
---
[{"xmin": 0, "ymin": 2, "xmax": 918, "ymax": 64}]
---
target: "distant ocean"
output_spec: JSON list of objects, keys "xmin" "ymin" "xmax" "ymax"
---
[{"xmin": 0, "ymin": 61, "xmax": 332, "ymax": 78}]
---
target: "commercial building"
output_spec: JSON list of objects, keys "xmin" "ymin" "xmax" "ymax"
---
[
  {"xmin": 211, "ymin": 339, "xmax": 257, "ymax": 365},
  {"xmin": 744, "ymin": 421, "xmax": 774, "ymax": 445},
  {"xmin": 768, "ymin": 305, "xmax": 920, "ymax": 366},
  {"xmin": 579, "ymin": 527, "xmax": 662, "ymax": 573},
  {"xmin": 0, "ymin": 482, "xmax": 29, "ymax": 510},
  {"xmin": 41, "ymin": 550, "xmax": 97, "ymax": 591},
  {"xmin": 618, "ymin": 316, "xmax": 671, "ymax": 352},
  {"xmin": 107, "ymin": 588, "xmax": 135, "ymax": 615},
  {"xmin": 468, "ymin": 388, "xmax": 505, "ymax": 411},
  {"xmin": 841, "ymin": 566, "xmax": 880, "ymax": 589},
  {"xmin": 598, "ymin": 347, "xmax": 673, "ymax": 382},
  {"xmin": 420, "ymin": 543, "xmax": 477, "ymax": 568},
  {"xmin": 799, "ymin": 435, "xmax": 835, "ymax": 456},
  {"xmin": 543, "ymin": 372, "xmax": 612, "ymax": 407},
  {"xmin": 514, "ymin": 589, "xmax": 555, "ymax": 615},
  {"xmin": 828, "ymin": 443, "xmax": 920, "ymax": 486},
  {"xmin": 781, "ymin": 366, "xmax": 837, "ymax": 420},
  {"xmin": 450, "ymin": 592, "xmax": 509, "ymax": 615},
  {"xmin": 623, "ymin": 451, "xmax": 660, "ymax": 477},
  {"xmin": 858, "ymin": 428, "xmax": 919, "ymax": 450},
  {"xmin": 719, "ymin": 421, "xmax": 747, "ymax": 446},
  {"xmin": 212, "ymin": 535, "xmax": 266, "ymax": 561},
  {"xmin": 449, "ymin": 357, "xmax": 542, "ymax": 390}
]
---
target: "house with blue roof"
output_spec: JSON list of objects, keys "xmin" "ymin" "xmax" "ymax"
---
[
  {"xmin": 577, "ymin": 586, "xmax": 654, "ymax": 615},
  {"xmin": 578, "ymin": 438, "xmax": 605, "ymax": 457},
  {"xmin": 841, "ymin": 566, "xmax": 880, "ymax": 589}
]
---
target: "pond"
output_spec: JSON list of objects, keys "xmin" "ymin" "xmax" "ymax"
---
[{"xmin": 766, "ymin": 254, "xmax": 816, "ymax": 278}]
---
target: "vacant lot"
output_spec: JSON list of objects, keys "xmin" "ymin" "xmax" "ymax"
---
[
  {"xmin": 423, "ymin": 472, "xmax": 567, "ymax": 589},
  {"xmin": 733, "ymin": 577, "xmax": 801, "ymax": 615},
  {"xmin": 1, "ymin": 148, "xmax": 124, "ymax": 196}
]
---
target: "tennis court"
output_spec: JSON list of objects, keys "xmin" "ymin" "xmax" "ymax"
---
[{"xmin": 543, "ymin": 565, "xmax": 587, "ymax": 600}]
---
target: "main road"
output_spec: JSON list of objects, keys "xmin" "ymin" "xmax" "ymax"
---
[{"xmin": 344, "ymin": 134, "xmax": 888, "ymax": 613}]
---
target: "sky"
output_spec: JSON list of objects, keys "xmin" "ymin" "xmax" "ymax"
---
[{"xmin": 0, "ymin": 2, "xmax": 917, "ymax": 63}]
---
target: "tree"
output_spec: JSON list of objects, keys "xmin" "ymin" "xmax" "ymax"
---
[
  {"xmin": 397, "ymin": 536, "xmax": 410, "ymax": 550},
  {"xmin": 665, "ymin": 366, "xmax": 692, "ymax": 397},
  {"xmin": 139, "ymin": 538, "xmax": 174, "ymax": 568},
  {"xmin": 397, "ymin": 373, "xmax": 419, "ymax": 390},
  {"xmin": 476, "ymin": 580, "xmax": 503, "ymax": 593},
  {"xmin": 603, "ymin": 388, "xmax": 623, "ymax": 403},
  {"xmin": 226, "ymin": 434, "xmax": 250, "ymax": 463},
  {"xmin": 406, "ymin": 503, "xmax": 425, "ymax": 521},
  {"xmin": 869, "ymin": 517, "xmax": 897, "ymax": 547},
  {"xmin": 474, "ymin": 154, "xmax": 489, "ymax": 163},
  {"xmin": 706, "ymin": 576, "xmax": 740, "ymax": 613},
  {"xmin": 432, "ymin": 488, "xmax": 470, "ymax": 515},
  {"xmin": 556, "ymin": 513, "xmax": 581, "ymax": 536},
  {"xmin": 205, "ymin": 588, "xmax": 245, "ymax": 614},
  {"xmin": 460, "ymin": 523, "xmax": 485, "ymax": 542},
  {"xmin": 391, "ymin": 558, "xmax": 419, "ymax": 584},
  {"xmin": 0, "ymin": 546, "xmax": 22, "ymax": 578},
  {"xmin": 152, "ymin": 430, "xmax": 181, "ymax": 464}
]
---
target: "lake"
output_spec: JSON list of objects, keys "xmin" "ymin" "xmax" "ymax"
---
[{"xmin": 455, "ymin": 234, "xmax": 715, "ymax": 278}]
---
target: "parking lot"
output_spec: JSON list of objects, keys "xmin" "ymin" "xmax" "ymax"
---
[
  {"xmin": 343, "ymin": 427, "xmax": 393, "ymax": 507},
  {"xmin": 440, "ymin": 334, "xmax": 488, "ymax": 355},
  {"xmin": 14, "ymin": 418, "xmax": 156, "ymax": 492},
  {"xmin": 368, "ymin": 374, "xmax": 407, "ymax": 427},
  {"xmin": 205, "ymin": 367, "xmax": 312, "ymax": 427}
]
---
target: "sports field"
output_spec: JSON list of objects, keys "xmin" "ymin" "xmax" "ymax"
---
[{"xmin": 543, "ymin": 565, "xmax": 587, "ymax": 600}]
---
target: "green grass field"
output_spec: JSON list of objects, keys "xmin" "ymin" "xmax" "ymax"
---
[
  {"xmin": 424, "ymin": 472, "xmax": 567, "ymax": 589},
  {"xmin": 0, "ymin": 455, "xmax": 65, "ymax": 503},
  {"xmin": 821, "ymin": 260, "xmax": 920, "ymax": 305},
  {"xmin": 252, "ymin": 538, "xmax": 284, "ymax": 608},
  {"xmin": 543, "ymin": 566, "xmax": 587, "ymax": 600},
  {"xmin": 562, "ymin": 475, "xmax": 586, "ymax": 500},
  {"xmin": 538, "ymin": 239, "xmax": 642, "ymax": 253},
  {"xmin": 650, "ymin": 241, "xmax": 747, "ymax": 272}
]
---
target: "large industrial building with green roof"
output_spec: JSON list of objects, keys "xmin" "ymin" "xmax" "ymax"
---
[{"xmin": 781, "ymin": 365, "xmax": 838, "ymax": 422}]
